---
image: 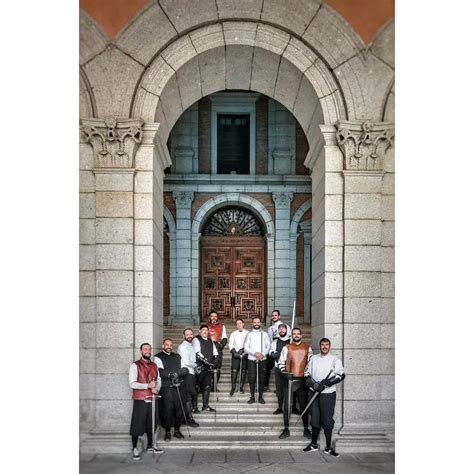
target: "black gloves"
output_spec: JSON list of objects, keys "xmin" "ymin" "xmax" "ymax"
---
[
  {"xmin": 167, "ymin": 371, "xmax": 177, "ymax": 380},
  {"xmin": 272, "ymin": 351, "xmax": 281, "ymax": 361},
  {"xmin": 177, "ymin": 367, "xmax": 189, "ymax": 377},
  {"xmin": 305, "ymin": 376, "xmax": 325, "ymax": 392},
  {"xmin": 321, "ymin": 373, "xmax": 345, "ymax": 388},
  {"xmin": 221, "ymin": 338, "xmax": 228, "ymax": 349}
]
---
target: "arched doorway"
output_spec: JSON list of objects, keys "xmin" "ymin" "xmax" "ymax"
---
[{"xmin": 200, "ymin": 207, "xmax": 266, "ymax": 322}]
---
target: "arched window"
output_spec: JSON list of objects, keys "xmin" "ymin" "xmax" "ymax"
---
[{"xmin": 202, "ymin": 207, "xmax": 264, "ymax": 236}]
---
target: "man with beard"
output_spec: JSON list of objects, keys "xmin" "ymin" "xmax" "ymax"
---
[
  {"xmin": 128, "ymin": 342, "xmax": 164, "ymax": 461},
  {"xmin": 302, "ymin": 337, "xmax": 345, "ymax": 457},
  {"xmin": 177, "ymin": 328, "xmax": 200, "ymax": 427},
  {"xmin": 277, "ymin": 328, "xmax": 312, "ymax": 440},
  {"xmin": 244, "ymin": 317, "xmax": 271, "ymax": 404},
  {"xmin": 228, "ymin": 318, "xmax": 249, "ymax": 395},
  {"xmin": 154, "ymin": 339, "xmax": 189, "ymax": 441},
  {"xmin": 264, "ymin": 309, "xmax": 292, "ymax": 391},
  {"xmin": 269, "ymin": 324, "xmax": 291, "ymax": 414},
  {"xmin": 192, "ymin": 324, "xmax": 218, "ymax": 411},
  {"xmin": 207, "ymin": 311, "xmax": 228, "ymax": 390}
]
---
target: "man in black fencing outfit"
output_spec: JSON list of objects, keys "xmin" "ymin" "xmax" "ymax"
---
[
  {"xmin": 192, "ymin": 324, "xmax": 218, "ymax": 411},
  {"xmin": 154, "ymin": 338, "xmax": 189, "ymax": 441}
]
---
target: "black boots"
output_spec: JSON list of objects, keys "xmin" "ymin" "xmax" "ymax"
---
[
  {"xmin": 230, "ymin": 370, "xmax": 238, "ymax": 396},
  {"xmin": 239, "ymin": 369, "xmax": 247, "ymax": 393}
]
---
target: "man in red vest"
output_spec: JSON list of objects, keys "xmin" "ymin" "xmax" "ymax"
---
[
  {"xmin": 277, "ymin": 328, "xmax": 312, "ymax": 440},
  {"xmin": 207, "ymin": 311, "xmax": 228, "ymax": 389},
  {"xmin": 128, "ymin": 342, "xmax": 163, "ymax": 461}
]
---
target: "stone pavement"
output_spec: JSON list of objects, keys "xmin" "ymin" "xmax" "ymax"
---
[{"xmin": 80, "ymin": 450, "xmax": 394, "ymax": 473}]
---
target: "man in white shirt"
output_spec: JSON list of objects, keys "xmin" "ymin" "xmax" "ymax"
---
[
  {"xmin": 177, "ymin": 328, "xmax": 200, "ymax": 427},
  {"xmin": 302, "ymin": 337, "xmax": 345, "ymax": 457},
  {"xmin": 228, "ymin": 318, "xmax": 249, "ymax": 395},
  {"xmin": 128, "ymin": 342, "xmax": 163, "ymax": 461},
  {"xmin": 265, "ymin": 309, "xmax": 292, "ymax": 391},
  {"xmin": 244, "ymin": 316, "xmax": 271, "ymax": 404}
]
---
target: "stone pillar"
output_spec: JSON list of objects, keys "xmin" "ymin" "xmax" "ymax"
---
[
  {"xmin": 300, "ymin": 221, "xmax": 312, "ymax": 324},
  {"xmin": 171, "ymin": 191, "xmax": 195, "ymax": 325},
  {"xmin": 272, "ymin": 192, "xmax": 294, "ymax": 319},
  {"xmin": 336, "ymin": 120, "xmax": 395, "ymax": 449},
  {"xmin": 79, "ymin": 117, "xmax": 163, "ymax": 449}
]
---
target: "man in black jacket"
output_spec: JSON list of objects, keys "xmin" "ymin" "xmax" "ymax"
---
[
  {"xmin": 269, "ymin": 324, "xmax": 291, "ymax": 414},
  {"xmin": 192, "ymin": 325, "xmax": 219, "ymax": 411},
  {"xmin": 154, "ymin": 338, "xmax": 189, "ymax": 441}
]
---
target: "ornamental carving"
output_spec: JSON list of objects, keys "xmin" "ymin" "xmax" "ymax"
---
[
  {"xmin": 202, "ymin": 207, "xmax": 264, "ymax": 236},
  {"xmin": 81, "ymin": 117, "xmax": 144, "ymax": 168},
  {"xmin": 272, "ymin": 192, "xmax": 294, "ymax": 208},
  {"xmin": 173, "ymin": 191, "xmax": 194, "ymax": 208},
  {"xmin": 335, "ymin": 120, "xmax": 394, "ymax": 170}
]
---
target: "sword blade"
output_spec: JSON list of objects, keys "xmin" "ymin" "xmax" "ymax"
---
[
  {"xmin": 294, "ymin": 389, "xmax": 319, "ymax": 426},
  {"xmin": 151, "ymin": 395, "xmax": 156, "ymax": 457},
  {"xmin": 287, "ymin": 378, "xmax": 292, "ymax": 423}
]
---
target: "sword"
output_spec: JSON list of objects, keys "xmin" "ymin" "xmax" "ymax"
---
[
  {"xmin": 152, "ymin": 392, "xmax": 156, "ymax": 456},
  {"xmin": 213, "ymin": 368, "xmax": 218, "ymax": 422},
  {"xmin": 291, "ymin": 300, "xmax": 296, "ymax": 330},
  {"xmin": 173, "ymin": 378, "xmax": 191, "ymax": 438},
  {"xmin": 287, "ymin": 374, "xmax": 293, "ymax": 424},
  {"xmin": 238, "ymin": 352, "xmax": 243, "ymax": 392},
  {"xmin": 294, "ymin": 369, "xmax": 334, "ymax": 426},
  {"xmin": 145, "ymin": 391, "xmax": 162, "ymax": 457},
  {"xmin": 256, "ymin": 360, "xmax": 259, "ymax": 413}
]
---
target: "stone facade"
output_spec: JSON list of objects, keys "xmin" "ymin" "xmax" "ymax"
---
[{"xmin": 79, "ymin": 0, "xmax": 395, "ymax": 453}]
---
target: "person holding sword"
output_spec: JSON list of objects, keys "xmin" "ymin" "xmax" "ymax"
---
[
  {"xmin": 277, "ymin": 327, "xmax": 312, "ymax": 440},
  {"xmin": 244, "ymin": 317, "xmax": 271, "ymax": 404},
  {"xmin": 128, "ymin": 342, "xmax": 164, "ymax": 461},
  {"xmin": 228, "ymin": 318, "xmax": 249, "ymax": 395},
  {"xmin": 302, "ymin": 337, "xmax": 345, "ymax": 456}
]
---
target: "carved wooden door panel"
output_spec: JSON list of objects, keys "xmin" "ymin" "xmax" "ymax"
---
[{"xmin": 201, "ymin": 236, "xmax": 265, "ymax": 321}]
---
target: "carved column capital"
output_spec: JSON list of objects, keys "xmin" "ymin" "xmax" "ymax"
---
[
  {"xmin": 335, "ymin": 120, "xmax": 394, "ymax": 171},
  {"xmin": 272, "ymin": 192, "xmax": 294, "ymax": 209},
  {"xmin": 173, "ymin": 191, "xmax": 195, "ymax": 208},
  {"xmin": 80, "ymin": 117, "xmax": 144, "ymax": 169}
]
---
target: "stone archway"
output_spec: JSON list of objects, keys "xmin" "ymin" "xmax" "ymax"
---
[{"xmin": 79, "ymin": 1, "xmax": 395, "ymax": 453}]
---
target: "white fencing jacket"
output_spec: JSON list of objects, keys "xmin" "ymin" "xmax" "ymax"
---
[{"xmin": 244, "ymin": 329, "xmax": 271, "ymax": 361}]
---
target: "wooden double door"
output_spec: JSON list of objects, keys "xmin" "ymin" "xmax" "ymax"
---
[{"xmin": 201, "ymin": 236, "xmax": 265, "ymax": 321}]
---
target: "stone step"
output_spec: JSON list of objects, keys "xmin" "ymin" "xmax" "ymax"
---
[{"xmin": 163, "ymin": 428, "xmax": 309, "ymax": 438}]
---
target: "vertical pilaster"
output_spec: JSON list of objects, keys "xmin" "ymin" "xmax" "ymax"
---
[
  {"xmin": 79, "ymin": 118, "xmax": 162, "ymax": 434},
  {"xmin": 172, "ymin": 191, "xmax": 195, "ymax": 324},
  {"xmin": 272, "ymin": 191, "xmax": 294, "ymax": 318},
  {"xmin": 336, "ymin": 120, "xmax": 395, "ymax": 444},
  {"xmin": 301, "ymin": 222, "xmax": 312, "ymax": 324}
]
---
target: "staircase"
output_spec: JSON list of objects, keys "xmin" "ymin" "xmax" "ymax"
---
[{"xmin": 162, "ymin": 322, "xmax": 314, "ymax": 449}]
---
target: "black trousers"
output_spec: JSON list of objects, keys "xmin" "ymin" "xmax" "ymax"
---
[
  {"xmin": 264, "ymin": 356, "xmax": 275, "ymax": 387},
  {"xmin": 129, "ymin": 399, "xmax": 160, "ymax": 438},
  {"xmin": 274, "ymin": 368, "xmax": 285, "ymax": 409},
  {"xmin": 230, "ymin": 354, "xmax": 248, "ymax": 372},
  {"xmin": 183, "ymin": 373, "xmax": 197, "ymax": 407},
  {"xmin": 310, "ymin": 391, "xmax": 336, "ymax": 430},
  {"xmin": 212, "ymin": 350, "xmax": 224, "ymax": 387},
  {"xmin": 283, "ymin": 379, "xmax": 308, "ymax": 428},
  {"xmin": 248, "ymin": 359, "xmax": 266, "ymax": 397},
  {"xmin": 196, "ymin": 369, "xmax": 213, "ymax": 407},
  {"xmin": 160, "ymin": 386, "xmax": 185, "ymax": 430}
]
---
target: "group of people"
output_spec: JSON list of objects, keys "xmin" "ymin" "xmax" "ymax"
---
[{"xmin": 128, "ymin": 309, "xmax": 345, "ymax": 461}]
